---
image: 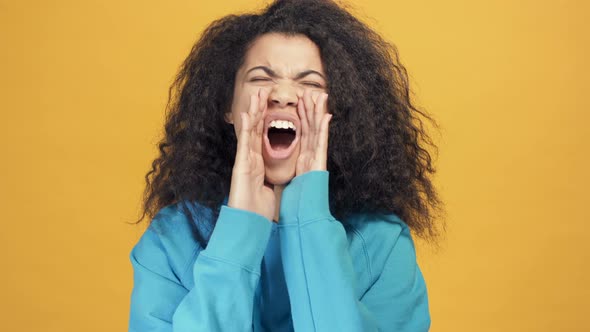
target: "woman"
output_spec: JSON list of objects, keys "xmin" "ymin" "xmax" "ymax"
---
[{"xmin": 129, "ymin": 0, "xmax": 445, "ymax": 331}]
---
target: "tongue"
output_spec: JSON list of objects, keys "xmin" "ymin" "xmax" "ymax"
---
[{"xmin": 269, "ymin": 132, "xmax": 294, "ymax": 150}]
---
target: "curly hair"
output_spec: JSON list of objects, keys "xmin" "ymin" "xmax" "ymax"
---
[{"xmin": 130, "ymin": 0, "xmax": 446, "ymax": 250}]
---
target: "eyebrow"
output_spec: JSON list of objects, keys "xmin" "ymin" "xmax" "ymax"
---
[{"xmin": 245, "ymin": 65, "xmax": 326, "ymax": 81}]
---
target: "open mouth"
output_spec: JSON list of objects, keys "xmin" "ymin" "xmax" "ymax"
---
[
  {"xmin": 267, "ymin": 127, "xmax": 297, "ymax": 150},
  {"xmin": 264, "ymin": 115, "xmax": 299, "ymax": 160}
]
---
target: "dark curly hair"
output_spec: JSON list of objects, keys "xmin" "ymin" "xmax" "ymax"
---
[{"xmin": 130, "ymin": 0, "xmax": 447, "ymax": 251}]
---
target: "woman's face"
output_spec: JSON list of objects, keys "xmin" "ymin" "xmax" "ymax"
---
[{"xmin": 226, "ymin": 32, "xmax": 328, "ymax": 186}]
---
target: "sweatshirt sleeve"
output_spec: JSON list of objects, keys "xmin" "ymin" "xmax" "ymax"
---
[
  {"xmin": 129, "ymin": 205, "xmax": 273, "ymax": 332},
  {"xmin": 278, "ymin": 170, "xmax": 431, "ymax": 332}
]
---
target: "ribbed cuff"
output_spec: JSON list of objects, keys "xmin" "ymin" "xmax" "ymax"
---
[
  {"xmin": 203, "ymin": 205, "xmax": 273, "ymax": 271},
  {"xmin": 279, "ymin": 170, "xmax": 333, "ymax": 225}
]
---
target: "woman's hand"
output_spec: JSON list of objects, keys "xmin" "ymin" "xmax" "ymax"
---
[
  {"xmin": 295, "ymin": 89, "xmax": 333, "ymax": 176},
  {"xmin": 227, "ymin": 88, "xmax": 276, "ymax": 222}
]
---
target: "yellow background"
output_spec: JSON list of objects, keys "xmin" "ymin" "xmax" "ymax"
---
[{"xmin": 1, "ymin": 0, "xmax": 587, "ymax": 331}]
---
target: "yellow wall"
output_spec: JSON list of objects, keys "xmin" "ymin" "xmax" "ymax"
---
[{"xmin": 1, "ymin": 0, "xmax": 587, "ymax": 330}]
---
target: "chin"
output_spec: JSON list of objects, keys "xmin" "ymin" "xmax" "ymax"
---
[
  {"xmin": 264, "ymin": 164, "xmax": 296, "ymax": 185},
  {"xmin": 263, "ymin": 141, "xmax": 300, "ymax": 186}
]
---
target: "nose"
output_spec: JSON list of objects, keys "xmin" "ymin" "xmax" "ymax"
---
[{"xmin": 268, "ymin": 84, "xmax": 300, "ymax": 108}]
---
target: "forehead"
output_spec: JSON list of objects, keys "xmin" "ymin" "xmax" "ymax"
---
[{"xmin": 241, "ymin": 33, "xmax": 324, "ymax": 73}]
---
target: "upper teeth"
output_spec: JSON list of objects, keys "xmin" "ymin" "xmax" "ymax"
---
[{"xmin": 269, "ymin": 120, "xmax": 296, "ymax": 131}]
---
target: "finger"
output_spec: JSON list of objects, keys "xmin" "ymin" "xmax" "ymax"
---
[
  {"xmin": 313, "ymin": 93, "xmax": 328, "ymax": 147},
  {"xmin": 297, "ymin": 95, "xmax": 310, "ymax": 152},
  {"xmin": 236, "ymin": 110, "xmax": 250, "ymax": 164},
  {"xmin": 258, "ymin": 88, "xmax": 268, "ymax": 113},
  {"xmin": 244, "ymin": 92, "xmax": 258, "ymax": 128},
  {"xmin": 251, "ymin": 88, "xmax": 261, "ymax": 118},
  {"xmin": 303, "ymin": 88, "xmax": 314, "ymax": 110},
  {"xmin": 251, "ymin": 89, "xmax": 268, "ymax": 155},
  {"xmin": 311, "ymin": 90, "xmax": 321, "ymax": 104},
  {"xmin": 304, "ymin": 89, "xmax": 317, "ymax": 141},
  {"xmin": 256, "ymin": 88, "xmax": 269, "ymax": 136},
  {"xmin": 317, "ymin": 113, "xmax": 333, "ymax": 167},
  {"xmin": 318, "ymin": 92, "xmax": 328, "ymax": 121},
  {"xmin": 254, "ymin": 103, "xmax": 268, "ymax": 155},
  {"xmin": 249, "ymin": 89, "xmax": 263, "ymax": 154},
  {"xmin": 309, "ymin": 91, "xmax": 322, "ymax": 148}
]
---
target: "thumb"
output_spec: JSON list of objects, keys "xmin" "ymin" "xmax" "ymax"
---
[{"xmin": 236, "ymin": 112, "xmax": 249, "ymax": 163}]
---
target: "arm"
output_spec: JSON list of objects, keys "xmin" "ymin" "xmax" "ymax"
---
[
  {"xmin": 129, "ymin": 205, "xmax": 273, "ymax": 332},
  {"xmin": 278, "ymin": 170, "xmax": 431, "ymax": 332}
]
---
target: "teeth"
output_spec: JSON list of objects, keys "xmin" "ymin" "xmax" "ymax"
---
[{"xmin": 269, "ymin": 120, "xmax": 296, "ymax": 131}]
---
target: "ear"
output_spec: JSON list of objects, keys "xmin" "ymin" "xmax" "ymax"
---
[{"xmin": 224, "ymin": 112, "xmax": 233, "ymax": 124}]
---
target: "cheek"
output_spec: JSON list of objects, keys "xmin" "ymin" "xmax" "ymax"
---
[
  {"xmin": 232, "ymin": 86, "xmax": 264, "ymax": 125},
  {"xmin": 229, "ymin": 92, "xmax": 251, "ymax": 133},
  {"xmin": 234, "ymin": 82, "xmax": 256, "ymax": 102}
]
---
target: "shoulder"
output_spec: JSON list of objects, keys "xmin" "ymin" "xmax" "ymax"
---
[
  {"xmin": 130, "ymin": 201, "xmax": 213, "ymax": 285},
  {"xmin": 343, "ymin": 212, "xmax": 414, "ymax": 281},
  {"xmin": 345, "ymin": 212, "xmax": 411, "ymax": 250}
]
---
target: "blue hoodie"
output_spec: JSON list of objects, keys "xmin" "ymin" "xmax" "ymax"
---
[{"xmin": 129, "ymin": 170, "xmax": 430, "ymax": 331}]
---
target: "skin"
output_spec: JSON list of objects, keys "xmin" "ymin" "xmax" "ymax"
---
[{"xmin": 225, "ymin": 32, "xmax": 333, "ymax": 222}]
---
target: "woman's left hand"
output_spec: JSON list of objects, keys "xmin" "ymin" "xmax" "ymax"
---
[{"xmin": 295, "ymin": 89, "xmax": 333, "ymax": 176}]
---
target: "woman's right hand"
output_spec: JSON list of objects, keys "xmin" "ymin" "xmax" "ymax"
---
[{"xmin": 227, "ymin": 88, "xmax": 276, "ymax": 222}]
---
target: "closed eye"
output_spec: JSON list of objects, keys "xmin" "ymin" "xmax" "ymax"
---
[
  {"xmin": 251, "ymin": 78, "xmax": 322, "ymax": 88},
  {"xmin": 302, "ymin": 82, "xmax": 322, "ymax": 88}
]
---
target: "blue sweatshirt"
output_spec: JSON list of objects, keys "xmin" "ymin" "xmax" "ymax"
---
[{"xmin": 128, "ymin": 170, "xmax": 430, "ymax": 331}]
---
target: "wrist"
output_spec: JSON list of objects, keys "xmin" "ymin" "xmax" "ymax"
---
[
  {"xmin": 204, "ymin": 205, "xmax": 273, "ymax": 270},
  {"xmin": 279, "ymin": 170, "xmax": 333, "ymax": 225}
]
